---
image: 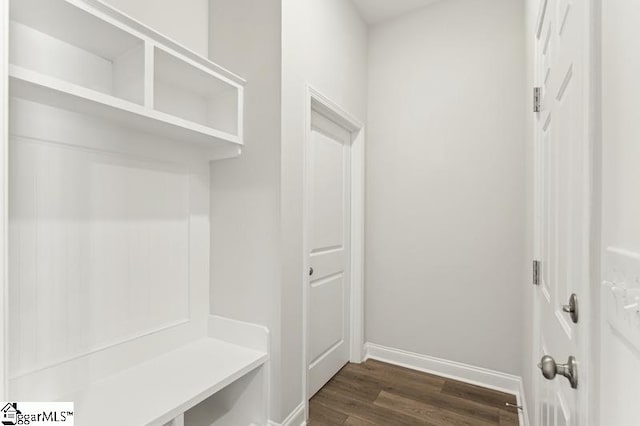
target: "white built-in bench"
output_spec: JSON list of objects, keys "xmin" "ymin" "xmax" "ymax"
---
[
  {"xmin": 63, "ymin": 316, "xmax": 270, "ymax": 426},
  {"xmin": 65, "ymin": 338, "xmax": 267, "ymax": 426}
]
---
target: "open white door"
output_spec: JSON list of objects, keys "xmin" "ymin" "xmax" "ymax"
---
[
  {"xmin": 533, "ymin": 0, "xmax": 592, "ymax": 424},
  {"xmin": 0, "ymin": 0, "xmax": 8, "ymax": 401},
  {"xmin": 306, "ymin": 110, "xmax": 351, "ymax": 397}
]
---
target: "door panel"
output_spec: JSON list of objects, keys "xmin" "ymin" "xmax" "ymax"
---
[
  {"xmin": 307, "ymin": 111, "xmax": 351, "ymax": 397},
  {"xmin": 310, "ymin": 249, "xmax": 343, "ymax": 278},
  {"xmin": 310, "ymin": 127, "xmax": 345, "ymax": 251},
  {"xmin": 309, "ymin": 275, "xmax": 344, "ymax": 362},
  {"xmin": 534, "ymin": 0, "xmax": 589, "ymax": 424}
]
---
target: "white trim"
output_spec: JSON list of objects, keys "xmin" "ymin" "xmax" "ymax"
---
[
  {"xmin": 518, "ymin": 376, "xmax": 531, "ymax": 426},
  {"xmin": 586, "ymin": 1, "xmax": 601, "ymax": 424},
  {"xmin": 268, "ymin": 402, "xmax": 306, "ymax": 426},
  {"xmin": 168, "ymin": 413, "xmax": 184, "ymax": 426},
  {"xmin": 364, "ymin": 343, "xmax": 529, "ymax": 426},
  {"xmin": 364, "ymin": 343, "xmax": 522, "ymax": 394},
  {"xmin": 301, "ymin": 85, "xmax": 365, "ymax": 420},
  {"xmin": 0, "ymin": 0, "xmax": 8, "ymax": 402},
  {"xmin": 349, "ymin": 125, "xmax": 365, "ymax": 364},
  {"xmin": 208, "ymin": 315, "xmax": 270, "ymax": 353}
]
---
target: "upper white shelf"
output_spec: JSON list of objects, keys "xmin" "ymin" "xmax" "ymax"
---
[
  {"xmin": 8, "ymin": 0, "xmax": 245, "ymax": 161},
  {"xmin": 62, "ymin": 338, "xmax": 268, "ymax": 426}
]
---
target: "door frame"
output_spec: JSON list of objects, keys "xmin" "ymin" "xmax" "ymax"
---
[
  {"xmin": 0, "ymin": 0, "xmax": 9, "ymax": 402},
  {"xmin": 530, "ymin": 0, "xmax": 600, "ymax": 423},
  {"xmin": 301, "ymin": 85, "xmax": 365, "ymax": 410}
]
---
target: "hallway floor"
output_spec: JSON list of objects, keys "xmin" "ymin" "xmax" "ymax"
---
[{"xmin": 308, "ymin": 359, "xmax": 520, "ymax": 426}]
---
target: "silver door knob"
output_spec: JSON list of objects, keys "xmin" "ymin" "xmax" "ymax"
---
[
  {"xmin": 562, "ymin": 293, "xmax": 579, "ymax": 323},
  {"xmin": 538, "ymin": 355, "xmax": 578, "ymax": 389}
]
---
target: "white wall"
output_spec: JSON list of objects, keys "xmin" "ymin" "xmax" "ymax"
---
[
  {"xmin": 103, "ymin": 0, "xmax": 208, "ymax": 56},
  {"xmin": 281, "ymin": 0, "xmax": 368, "ymax": 421},
  {"xmin": 207, "ymin": 0, "xmax": 283, "ymax": 420},
  {"xmin": 601, "ymin": 2, "xmax": 640, "ymax": 425},
  {"xmin": 366, "ymin": 0, "xmax": 525, "ymax": 375}
]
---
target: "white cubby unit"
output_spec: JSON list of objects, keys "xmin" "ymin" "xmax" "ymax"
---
[
  {"xmin": 3, "ymin": 0, "xmax": 267, "ymax": 425},
  {"xmin": 8, "ymin": 0, "xmax": 245, "ymax": 161}
]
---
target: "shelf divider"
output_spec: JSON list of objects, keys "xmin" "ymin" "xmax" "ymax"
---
[{"xmin": 144, "ymin": 41, "xmax": 154, "ymax": 109}]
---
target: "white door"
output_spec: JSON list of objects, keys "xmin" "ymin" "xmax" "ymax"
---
[
  {"xmin": 533, "ymin": 0, "xmax": 591, "ymax": 424},
  {"xmin": 307, "ymin": 110, "xmax": 351, "ymax": 397}
]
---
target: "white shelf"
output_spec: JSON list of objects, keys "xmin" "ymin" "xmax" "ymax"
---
[
  {"xmin": 12, "ymin": 0, "xmax": 246, "ymax": 86},
  {"xmin": 61, "ymin": 338, "xmax": 268, "ymax": 426},
  {"xmin": 8, "ymin": 0, "xmax": 245, "ymax": 161},
  {"xmin": 11, "ymin": 0, "xmax": 145, "ymax": 60},
  {"xmin": 154, "ymin": 47, "xmax": 240, "ymax": 136},
  {"xmin": 10, "ymin": 66, "xmax": 243, "ymax": 160}
]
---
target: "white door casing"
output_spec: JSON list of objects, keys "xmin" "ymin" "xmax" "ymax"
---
[
  {"xmin": 306, "ymin": 110, "xmax": 351, "ymax": 398},
  {"xmin": 533, "ymin": 0, "xmax": 593, "ymax": 424}
]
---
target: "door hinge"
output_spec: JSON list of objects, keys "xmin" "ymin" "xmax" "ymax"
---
[
  {"xmin": 533, "ymin": 87, "xmax": 542, "ymax": 112},
  {"xmin": 533, "ymin": 260, "xmax": 541, "ymax": 285}
]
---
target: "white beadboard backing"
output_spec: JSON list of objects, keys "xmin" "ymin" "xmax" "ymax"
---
[
  {"xmin": 9, "ymin": 135, "xmax": 191, "ymax": 377},
  {"xmin": 6, "ymin": 90, "xmax": 211, "ymax": 402}
]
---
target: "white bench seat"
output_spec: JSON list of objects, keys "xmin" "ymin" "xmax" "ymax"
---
[{"xmin": 62, "ymin": 338, "xmax": 268, "ymax": 426}]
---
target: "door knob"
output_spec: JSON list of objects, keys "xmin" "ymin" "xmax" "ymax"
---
[
  {"xmin": 538, "ymin": 355, "xmax": 578, "ymax": 389},
  {"xmin": 562, "ymin": 293, "xmax": 579, "ymax": 323},
  {"xmin": 309, "ymin": 267, "xmax": 314, "ymax": 276}
]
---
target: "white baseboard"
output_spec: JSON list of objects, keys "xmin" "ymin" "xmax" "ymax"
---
[
  {"xmin": 364, "ymin": 342, "xmax": 529, "ymax": 426},
  {"xmin": 268, "ymin": 402, "xmax": 306, "ymax": 426}
]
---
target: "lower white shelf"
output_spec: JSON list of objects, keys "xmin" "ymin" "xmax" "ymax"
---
[{"xmin": 60, "ymin": 338, "xmax": 268, "ymax": 426}]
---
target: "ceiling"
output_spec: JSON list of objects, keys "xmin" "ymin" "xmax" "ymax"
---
[{"xmin": 351, "ymin": 0, "xmax": 444, "ymax": 25}]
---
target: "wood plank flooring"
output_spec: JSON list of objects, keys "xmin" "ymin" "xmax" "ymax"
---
[{"xmin": 308, "ymin": 360, "xmax": 520, "ymax": 426}]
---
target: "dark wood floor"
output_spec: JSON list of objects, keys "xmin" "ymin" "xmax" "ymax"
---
[{"xmin": 309, "ymin": 359, "xmax": 520, "ymax": 426}]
